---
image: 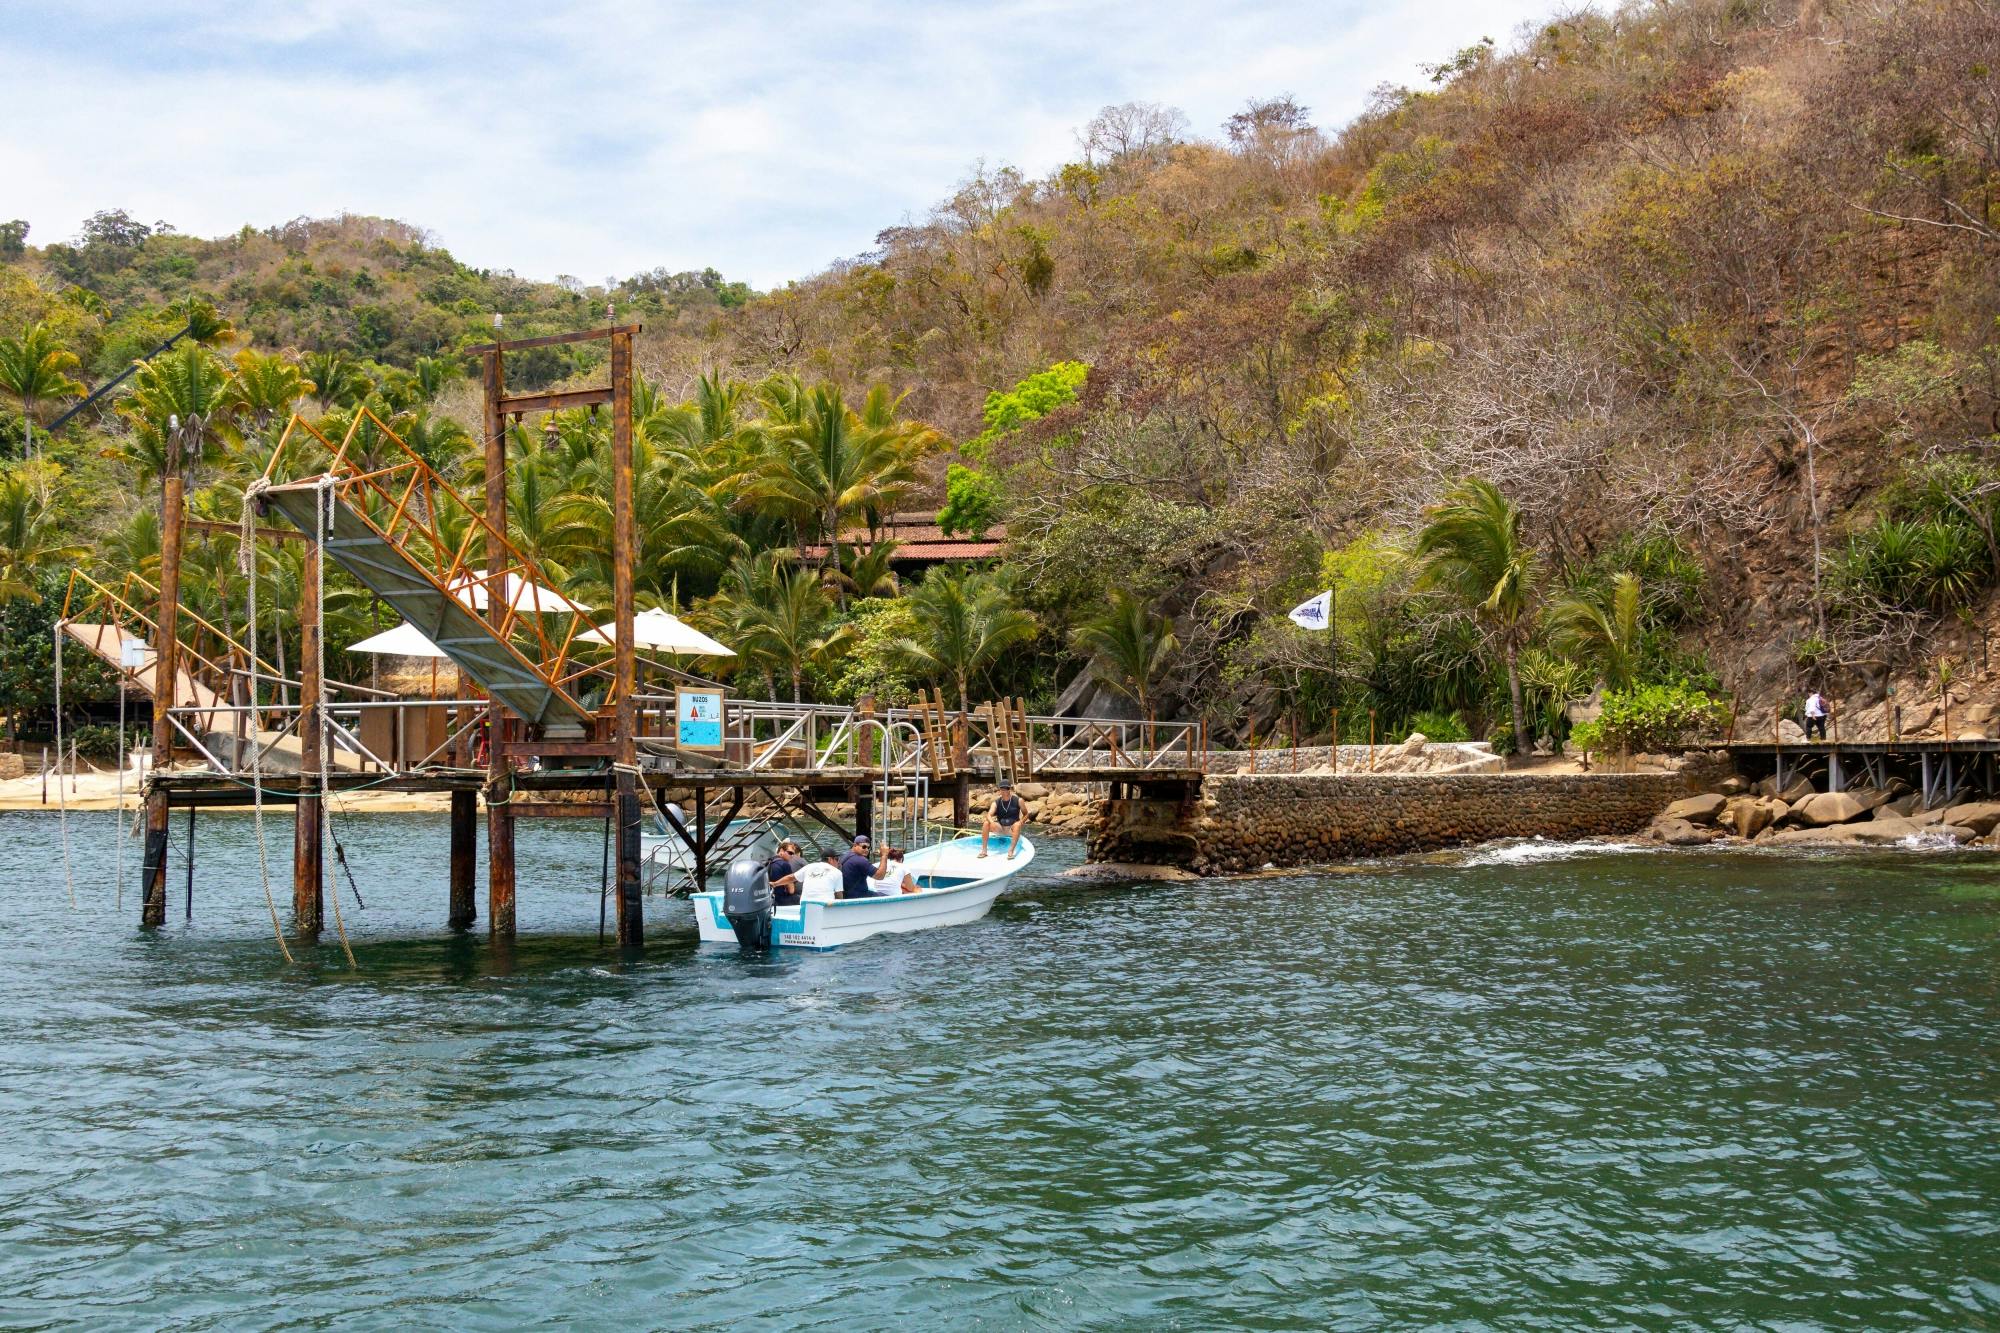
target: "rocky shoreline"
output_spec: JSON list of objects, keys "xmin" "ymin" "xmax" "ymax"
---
[{"xmin": 1638, "ymin": 776, "xmax": 2000, "ymax": 849}]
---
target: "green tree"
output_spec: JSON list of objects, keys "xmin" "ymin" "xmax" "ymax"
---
[
  {"xmin": 0, "ymin": 472, "xmax": 86, "ymax": 605},
  {"xmin": 221, "ymin": 348, "xmax": 313, "ymax": 437},
  {"xmin": 0, "ymin": 323, "xmax": 86, "ymax": 462},
  {"xmin": 302, "ymin": 349, "xmax": 371, "ymax": 411},
  {"xmin": 1073, "ymin": 587, "xmax": 1177, "ymax": 718},
  {"xmin": 1415, "ymin": 478, "xmax": 1539, "ymax": 756},
  {"xmin": 937, "ymin": 462, "xmax": 1001, "ymax": 539},
  {"xmin": 741, "ymin": 566, "xmax": 857, "ymax": 702},
  {"xmin": 117, "ymin": 342, "xmax": 243, "ymax": 485},
  {"xmin": 971, "ymin": 360, "xmax": 1088, "ymax": 455},
  {"xmin": 889, "ymin": 568, "xmax": 1036, "ymax": 711},
  {"xmin": 1545, "ymin": 571, "xmax": 1643, "ymax": 691},
  {"xmin": 754, "ymin": 380, "xmax": 921, "ymax": 584}
]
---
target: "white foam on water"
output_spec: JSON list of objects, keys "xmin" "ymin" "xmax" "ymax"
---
[{"xmin": 1458, "ymin": 837, "xmax": 1647, "ymax": 867}]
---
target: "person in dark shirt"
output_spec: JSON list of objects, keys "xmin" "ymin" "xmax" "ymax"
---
[
  {"xmin": 839, "ymin": 835, "xmax": 887, "ymax": 898},
  {"xmin": 979, "ymin": 777, "xmax": 1025, "ymax": 859},
  {"xmin": 765, "ymin": 839, "xmax": 803, "ymax": 907}
]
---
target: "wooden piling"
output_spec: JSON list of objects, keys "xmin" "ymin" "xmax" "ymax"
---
[
  {"xmin": 953, "ymin": 769, "xmax": 971, "ymax": 830},
  {"xmin": 293, "ymin": 535, "xmax": 324, "ymax": 940},
  {"xmin": 141, "ymin": 465, "xmax": 185, "ymax": 928},
  {"xmin": 481, "ymin": 345, "xmax": 518, "ymax": 939},
  {"xmin": 610, "ymin": 328, "xmax": 643, "ymax": 945},
  {"xmin": 448, "ymin": 788, "xmax": 476, "ymax": 929}
]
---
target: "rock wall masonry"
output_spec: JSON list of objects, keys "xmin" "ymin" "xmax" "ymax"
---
[{"xmin": 1101, "ymin": 771, "xmax": 1690, "ymax": 875}]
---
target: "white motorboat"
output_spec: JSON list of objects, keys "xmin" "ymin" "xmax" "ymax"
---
[{"xmin": 691, "ymin": 833, "xmax": 1036, "ymax": 950}]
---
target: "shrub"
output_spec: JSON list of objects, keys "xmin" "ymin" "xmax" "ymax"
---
[
  {"xmin": 1569, "ymin": 682, "xmax": 1726, "ymax": 754},
  {"xmin": 67, "ymin": 724, "xmax": 126, "ymax": 761},
  {"xmin": 1405, "ymin": 709, "xmax": 1470, "ymax": 742}
]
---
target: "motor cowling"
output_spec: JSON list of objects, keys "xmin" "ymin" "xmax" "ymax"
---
[{"xmin": 722, "ymin": 853, "xmax": 773, "ymax": 949}]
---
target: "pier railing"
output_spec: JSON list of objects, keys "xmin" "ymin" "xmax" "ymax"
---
[{"xmin": 167, "ymin": 692, "xmax": 1206, "ymax": 782}]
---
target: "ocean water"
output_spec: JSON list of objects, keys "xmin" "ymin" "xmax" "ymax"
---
[{"xmin": 1, "ymin": 811, "xmax": 1996, "ymax": 1329}]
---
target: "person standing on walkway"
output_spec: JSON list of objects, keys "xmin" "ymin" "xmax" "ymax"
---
[{"xmin": 1804, "ymin": 689, "xmax": 1829, "ymax": 741}]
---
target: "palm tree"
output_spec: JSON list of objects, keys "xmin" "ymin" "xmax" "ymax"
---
[
  {"xmin": 0, "ymin": 323, "xmax": 86, "ymax": 462},
  {"xmin": 888, "ymin": 568, "xmax": 1036, "ymax": 711},
  {"xmin": 753, "ymin": 381, "xmax": 921, "ymax": 580},
  {"xmin": 1073, "ymin": 588, "xmax": 1177, "ymax": 719},
  {"xmin": 302, "ymin": 350, "xmax": 371, "ymax": 412},
  {"xmin": 1415, "ymin": 477, "xmax": 1540, "ymax": 755},
  {"xmin": 1545, "ymin": 571, "xmax": 1643, "ymax": 692},
  {"xmin": 118, "ymin": 342, "xmax": 243, "ymax": 485},
  {"xmin": 830, "ymin": 541, "xmax": 900, "ymax": 602},
  {"xmin": 0, "ymin": 472, "xmax": 85, "ymax": 605},
  {"xmin": 168, "ymin": 297, "xmax": 236, "ymax": 347},
  {"xmin": 222, "ymin": 349, "xmax": 314, "ymax": 437},
  {"xmin": 741, "ymin": 566, "xmax": 857, "ymax": 702},
  {"xmin": 698, "ymin": 549, "xmax": 787, "ymax": 698}
]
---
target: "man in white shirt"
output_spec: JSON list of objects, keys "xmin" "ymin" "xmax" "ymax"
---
[{"xmin": 1804, "ymin": 690, "xmax": 1829, "ymax": 741}]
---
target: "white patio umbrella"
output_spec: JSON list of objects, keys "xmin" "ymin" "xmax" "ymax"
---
[
  {"xmin": 347, "ymin": 620, "xmax": 451, "ymax": 698},
  {"xmin": 443, "ymin": 568, "xmax": 591, "ymax": 615},
  {"xmin": 580, "ymin": 607, "xmax": 736, "ymax": 657},
  {"xmin": 348, "ymin": 621, "xmax": 449, "ymax": 658}
]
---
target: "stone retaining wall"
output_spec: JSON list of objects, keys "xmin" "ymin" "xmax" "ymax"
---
[{"xmin": 1093, "ymin": 770, "xmax": 1692, "ymax": 874}]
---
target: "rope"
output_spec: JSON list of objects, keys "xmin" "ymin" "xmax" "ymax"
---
[
  {"xmin": 315, "ymin": 476, "xmax": 358, "ymax": 969},
  {"xmin": 115, "ymin": 673, "xmax": 125, "ymax": 911},
  {"xmin": 240, "ymin": 479, "xmax": 295, "ymax": 965},
  {"xmin": 53, "ymin": 621, "xmax": 74, "ymax": 910}
]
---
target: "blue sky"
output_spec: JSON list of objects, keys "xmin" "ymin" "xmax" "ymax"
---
[{"xmin": 5, "ymin": 1, "xmax": 1560, "ymax": 290}]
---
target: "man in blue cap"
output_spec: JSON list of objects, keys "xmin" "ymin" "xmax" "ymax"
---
[{"xmin": 839, "ymin": 834, "xmax": 886, "ymax": 899}]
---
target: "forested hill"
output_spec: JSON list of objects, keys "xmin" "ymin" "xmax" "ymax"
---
[{"xmin": 3, "ymin": 0, "xmax": 1999, "ymax": 755}]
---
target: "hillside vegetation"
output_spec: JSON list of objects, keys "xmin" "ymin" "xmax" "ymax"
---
[{"xmin": 4, "ymin": 0, "xmax": 1999, "ymax": 751}]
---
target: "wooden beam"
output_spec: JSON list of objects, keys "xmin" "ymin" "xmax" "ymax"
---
[
  {"xmin": 497, "ymin": 386, "xmax": 613, "ymax": 416},
  {"xmin": 512, "ymin": 801, "xmax": 617, "ymax": 819},
  {"xmin": 464, "ymin": 323, "xmax": 644, "ymax": 355},
  {"xmin": 497, "ymin": 739, "xmax": 617, "ymax": 758}
]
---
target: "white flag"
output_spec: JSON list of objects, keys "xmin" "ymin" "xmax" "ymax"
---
[{"xmin": 1288, "ymin": 590, "xmax": 1332, "ymax": 630}]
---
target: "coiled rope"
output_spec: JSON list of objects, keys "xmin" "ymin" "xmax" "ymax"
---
[{"xmin": 239, "ymin": 478, "xmax": 294, "ymax": 964}]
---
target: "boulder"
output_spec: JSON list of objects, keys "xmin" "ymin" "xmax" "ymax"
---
[
  {"xmin": 1731, "ymin": 797, "xmax": 1779, "ymax": 839},
  {"xmin": 1795, "ymin": 791, "xmax": 1868, "ymax": 826},
  {"xmin": 1778, "ymin": 719, "xmax": 1808, "ymax": 745},
  {"xmin": 1644, "ymin": 815, "xmax": 1717, "ymax": 846},
  {"xmin": 1845, "ymin": 787, "xmax": 1893, "ymax": 813},
  {"xmin": 1881, "ymin": 794, "xmax": 1922, "ymax": 818},
  {"xmin": 1940, "ymin": 801, "xmax": 2000, "ymax": 836},
  {"xmin": 1776, "ymin": 775, "xmax": 1815, "ymax": 804},
  {"xmin": 1400, "ymin": 732, "xmax": 1428, "ymax": 754},
  {"xmin": 1663, "ymin": 792, "xmax": 1728, "ymax": 825},
  {"xmin": 1957, "ymin": 729, "xmax": 1989, "ymax": 742},
  {"xmin": 1015, "ymin": 782, "xmax": 1050, "ymax": 800},
  {"xmin": 1964, "ymin": 703, "xmax": 1997, "ymax": 726},
  {"xmin": 1716, "ymin": 775, "xmax": 1749, "ymax": 796}
]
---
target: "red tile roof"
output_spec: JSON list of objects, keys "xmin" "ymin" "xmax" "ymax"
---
[{"xmin": 795, "ymin": 513, "xmax": 1005, "ymax": 563}]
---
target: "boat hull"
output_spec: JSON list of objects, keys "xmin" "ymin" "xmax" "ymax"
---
[{"xmin": 692, "ymin": 835, "xmax": 1034, "ymax": 950}]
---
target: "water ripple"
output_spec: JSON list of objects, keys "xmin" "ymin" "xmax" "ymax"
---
[{"xmin": 0, "ymin": 811, "xmax": 1995, "ymax": 1328}]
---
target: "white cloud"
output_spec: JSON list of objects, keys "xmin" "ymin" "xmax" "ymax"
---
[{"xmin": 8, "ymin": 0, "xmax": 1560, "ymax": 290}]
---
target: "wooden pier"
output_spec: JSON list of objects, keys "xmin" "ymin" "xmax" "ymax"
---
[{"xmin": 83, "ymin": 319, "xmax": 1202, "ymax": 948}]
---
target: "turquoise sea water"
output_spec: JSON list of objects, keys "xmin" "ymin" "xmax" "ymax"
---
[{"xmin": 1, "ymin": 811, "xmax": 1996, "ymax": 1329}]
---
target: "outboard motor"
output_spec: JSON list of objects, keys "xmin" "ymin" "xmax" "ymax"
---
[{"xmin": 722, "ymin": 852, "xmax": 773, "ymax": 950}]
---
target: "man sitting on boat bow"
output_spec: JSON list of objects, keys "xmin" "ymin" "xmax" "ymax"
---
[{"xmin": 979, "ymin": 778, "xmax": 1025, "ymax": 860}]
